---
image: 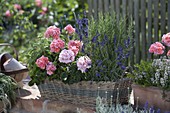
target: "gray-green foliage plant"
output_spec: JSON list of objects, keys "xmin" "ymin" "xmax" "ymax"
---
[
  {"xmin": 0, "ymin": 73, "xmax": 17, "ymax": 109},
  {"xmin": 76, "ymin": 12, "xmax": 134, "ymax": 82},
  {"xmin": 94, "ymin": 96, "xmax": 150, "ymax": 113},
  {"xmin": 0, "ymin": 88, "xmax": 12, "ymax": 113},
  {"xmin": 77, "ymin": 86, "xmax": 161, "ymax": 113},
  {"xmin": 77, "ymin": 96, "xmax": 160, "ymax": 113}
]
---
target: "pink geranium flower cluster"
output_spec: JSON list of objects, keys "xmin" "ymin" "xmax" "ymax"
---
[
  {"xmin": 44, "ymin": 26, "xmax": 61, "ymax": 39},
  {"xmin": 5, "ymin": 10, "xmax": 12, "ymax": 17},
  {"xmin": 50, "ymin": 39, "xmax": 65, "ymax": 53},
  {"xmin": 4, "ymin": 0, "xmax": 48, "ymax": 18},
  {"xmin": 14, "ymin": 4, "xmax": 21, "ymax": 10},
  {"xmin": 64, "ymin": 24, "xmax": 75, "ymax": 34},
  {"xmin": 35, "ymin": 0, "xmax": 42, "ymax": 7},
  {"xmin": 35, "ymin": 0, "xmax": 48, "ymax": 15},
  {"xmin": 149, "ymin": 32, "xmax": 170, "ymax": 56},
  {"xmin": 68, "ymin": 40, "xmax": 82, "ymax": 56},
  {"xmin": 5, "ymin": 3, "xmax": 23, "ymax": 18},
  {"xmin": 36, "ymin": 56, "xmax": 56, "ymax": 75},
  {"xmin": 36, "ymin": 24, "xmax": 91, "ymax": 75},
  {"xmin": 59, "ymin": 49, "xmax": 75, "ymax": 64},
  {"xmin": 77, "ymin": 56, "xmax": 92, "ymax": 73}
]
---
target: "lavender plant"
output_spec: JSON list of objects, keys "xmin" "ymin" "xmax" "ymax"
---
[{"xmin": 75, "ymin": 12, "xmax": 134, "ymax": 82}]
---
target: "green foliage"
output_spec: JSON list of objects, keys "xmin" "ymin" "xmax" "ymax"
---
[
  {"xmin": 0, "ymin": 0, "xmax": 38, "ymax": 61},
  {"xmin": 26, "ymin": 28, "xmax": 89, "ymax": 86},
  {"xmin": 25, "ymin": 35, "xmax": 50, "ymax": 85},
  {"xmin": 82, "ymin": 12, "xmax": 134, "ymax": 82},
  {"xmin": 0, "ymin": 0, "xmax": 87, "ymax": 62},
  {"xmin": 128, "ymin": 57, "xmax": 170, "ymax": 91},
  {"xmin": 27, "ymin": 11, "xmax": 134, "ymax": 85},
  {"xmin": 0, "ymin": 73, "xmax": 17, "ymax": 106},
  {"xmin": 127, "ymin": 60, "xmax": 156, "ymax": 87}
]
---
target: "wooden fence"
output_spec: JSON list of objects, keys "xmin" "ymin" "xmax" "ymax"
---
[{"xmin": 87, "ymin": 0, "xmax": 170, "ymax": 65}]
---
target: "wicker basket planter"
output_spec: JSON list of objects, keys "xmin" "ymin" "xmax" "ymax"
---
[{"xmin": 38, "ymin": 78, "xmax": 132, "ymax": 107}]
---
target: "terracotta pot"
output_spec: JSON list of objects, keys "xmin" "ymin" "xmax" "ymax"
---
[{"xmin": 132, "ymin": 84, "xmax": 170, "ymax": 112}]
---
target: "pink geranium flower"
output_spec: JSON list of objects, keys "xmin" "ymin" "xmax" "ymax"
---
[
  {"xmin": 14, "ymin": 4, "xmax": 21, "ymax": 10},
  {"xmin": 44, "ymin": 26, "xmax": 61, "ymax": 39},
  {"xmin": 59, "ymin": 49, "xmax": 75, "ymax": 64},
  {"xmin": 19, "ymin": 10, "xmax": 24, "ymax": 14},
  {"xmin": 149, "ymin": 42, "xmax": 165, "ymax": 55},
  {"xmin": 68, "ymin": 40, "xmax": 82, "ymax": 56},
  {"xmin": 64, "ymin": 24, "xmax": 75, "ymax": 34},
  {"xmin": 50, "ymin": 39, "xmax": 65, "ymax": 53},
  {"xmin": 46, "ymin": 62, "xmax": 56, "ymax": 75},
  {"xmin": 40, "ymin": 7, "xmax": 48, "ymax": 15},
  {"xmin": 162, "ymin": 33, "xmax": 170, "ymax": 47},
  {"xmin": 35, "ymin": 0, "xmax": 42, "ymax": 7},
  {"xmin": 42, "ymin": 7, "xmax": 48, "ymax": 12},
  {"xmin": 5, "ymin": 10, "xmax": 12, "ymax": 17},
  {"xmin": 77, "ymin": 56, "xmax": 91, "ymax": 73},
  {"xmin": 167, "ymin": 50, "xmax": 170, "ymax": 56},
  {"xmin": 36, "ymin": 55, "xmax": 49, "ymax": 69}
]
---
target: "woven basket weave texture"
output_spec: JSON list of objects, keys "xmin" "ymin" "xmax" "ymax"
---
[{"xmin": 38, "ymin": 79, "xmax": 132, "ymax": 107}]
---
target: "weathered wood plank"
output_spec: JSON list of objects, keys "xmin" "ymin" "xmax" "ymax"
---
[
  {"xmin": 87, "ymin": 0, "xmax": 93, "ymax": 17},
  {"xmin": 128, "ymin": 0, "xmax": 134, "ymax": 66},
  {"xmin": 134, "ymin": 0, "xmax": 140, "ymax": 63},
  {"xmin": 98, "ymin": 0, "xmax": 103, "ymax": 13},
  {"xmin": 93, "ymin": 0, "xmax": 98, "ymax": 19},
  {"xmin": 122, "ymin": 0, "xmax": 127, "ymax": 17},
  {"xmin": 168, "ymin": 0, "xmax": 170, "ymax": 32},
  {"xmin": 128, "ymin": 0, "xmax": 133, "ymax": 16},
  {"xmin": 147, "ymin": 0, "xmax": 152, "ymax": 60},
  {"xmin": 141, "ymin": 0, "xmax": 146, "ymax": 60},
  {"xmin": 153, "ymin": 0, "xmax": 159, "ymax": 42},
  {"xmin": 160, "ymin": 0, "xmax": 166, "ymax": 35},
  {"xmin": 116, "ymin": 0, "xmax": 120, "ymax": 20},
  {"xmin": 104, "ymin": 0, "xmax": 109, "ymax": 13},
  {"xmin": 110, "ymin": 0, "xmax": 115, "ymax": 12}
]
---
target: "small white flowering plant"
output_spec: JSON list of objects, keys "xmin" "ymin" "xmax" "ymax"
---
[
  {"xmin": 128, "ymin": 32, "xmax": 170, "ymax": 90},
  {"xmin": 27, "ymin": 24, "xmax": 92, "ymax": 85}
]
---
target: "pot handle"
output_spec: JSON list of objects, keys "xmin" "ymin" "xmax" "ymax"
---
[{"xmin": 0, "ymin": 43, "xmax": 18, "ymax": 60}]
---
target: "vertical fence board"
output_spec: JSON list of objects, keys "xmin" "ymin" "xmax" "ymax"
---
[
  {"xmin": 153, "ymin": 0, "xmax": 159, "ymax": 42},
  {"xmin": 128, "ymin": 0, "xmax": 134, "ymax": 65},
  {"xmin": 168, "ymin": 0, "xmax": 170, "ymax": 32},
  {"xmin": 134, "ymin": 0, "xmax": 140, "ymax": 63},
  {"xmin": 98, "ymin": 0, "xmax": 103, "ymax": 13},
  {"xmin": 116, "ymin": 0, "xmax": 120, "ymax": 20},
  {"xmin": 122, "ymin": 0, "xmax": 127, "ymax": 17},
  {"xmin": 104, "ymin": 0, "xmax": 109, "ymax": 13},
  {"xmin": 141, "ymin": 0, "xmax": 146, "ymax": 60},
  {"xmin": 128, "ymin": 0, "xmax": 133, "ymax": 16},
  {"xmin": 87, "ymin": 0, "xmax": 93, "ymax": 17},
  {"xmin": 110, "ymin": 0, "xmax": 115, "ymax": 12},
  {"xmin": 147, "ymin": 0, "xmax": 152, "ymax": 59},
  {"xmin": 160, "ymin": 0, "xmax": 166, "ymax": 35},
  {"xmin": 93, "ymin": 0, "xmax": 98, "ymax": 19}
]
